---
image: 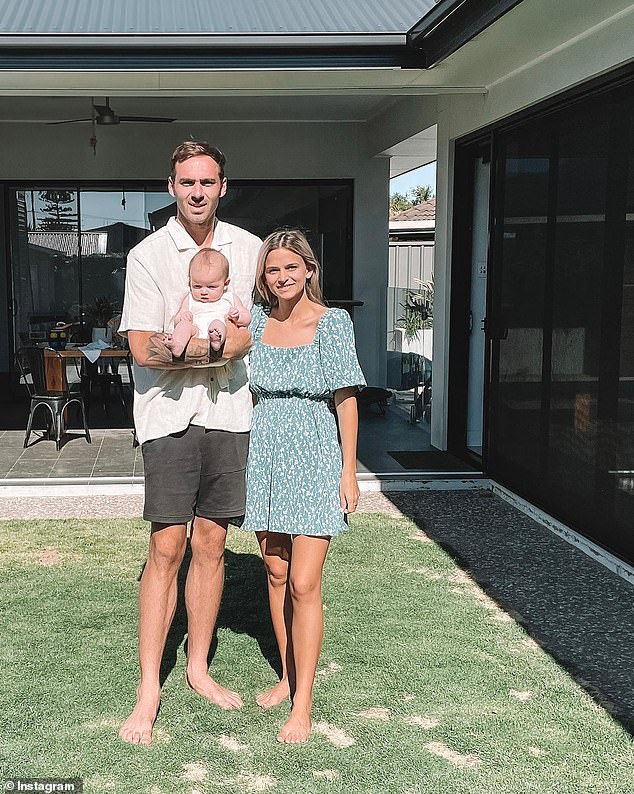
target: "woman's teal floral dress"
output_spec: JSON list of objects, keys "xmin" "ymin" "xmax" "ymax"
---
[{"xmin": 243, "ymin": 304, "xmax": 366, "ymax": 536}]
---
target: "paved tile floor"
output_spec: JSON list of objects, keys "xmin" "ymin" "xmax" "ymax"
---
[
  {"xmin": 0, "ymin": 429, "xmax": 141, "ymax": 480},
  {"xmin": 0, "ymin": 391, "xmax": 466, "ymax": 479}
]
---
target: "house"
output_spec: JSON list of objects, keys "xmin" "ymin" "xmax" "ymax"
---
[{"xmin": 1, "ymin": 0, "xmax": 633, "ymax": 568}]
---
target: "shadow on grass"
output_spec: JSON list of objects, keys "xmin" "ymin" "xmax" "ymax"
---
[
  {"xmin": 385, "ymin": 488, "xmax": 634, "ymax": 736},
  {"xmin": 157, "ymin": 544, "xmax": 279, "ymax": 687}
]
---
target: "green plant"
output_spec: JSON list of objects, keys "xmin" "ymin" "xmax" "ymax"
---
[
  {"xmin": 389, "ymin": 191, "xmax": 412, "ymax": 214},
  {"xmin": 88, "ymin": 296, "xmax": 116, "ymax": 327},
  {"xmin": 397, "ymin": 277, "xmax": 434, "ymax": 341},
  {"xmin": 410, "ymin": 183, "xmax": 435, "ymax": 204},
  {"xmin": 389, "ymin": 184, "xmax": 435, "ymax": 215}
]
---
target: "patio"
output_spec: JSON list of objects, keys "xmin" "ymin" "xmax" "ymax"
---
[
  {"xmin": 0, "ymin": 388, "xmax": 476, "ymax": 481},
  {"xmin": 0, "ymin": 429, "xmax": 141, "ymax": 480}
]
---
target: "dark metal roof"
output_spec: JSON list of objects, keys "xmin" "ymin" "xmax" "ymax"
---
[
  {"xmin": 0, "ymin": 0, "xmax": 435, "ymax": 37},
  {"xmin": 0, "ymin": 0, "xmax": 526, "ymax": 69}
]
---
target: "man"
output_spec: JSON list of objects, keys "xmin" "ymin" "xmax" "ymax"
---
[{"xmin": 117, "ymin": 141, "xmax": 261, "ymax": 745}]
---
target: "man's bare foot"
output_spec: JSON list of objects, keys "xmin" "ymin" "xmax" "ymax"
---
[
  {"xmin": 256, "ymin": 678, "xmax": 290, "ymax": 710},
  {"xmin": 276, "ymin": 708, "xmax": 311, "ymax": 744},
  {"xmin": 186, "ymin": 669, "xmax": 243, "ymax": 710},
  {"xmin": 119, "ymin": 685, "xmax": 161, "ymax": 745}
]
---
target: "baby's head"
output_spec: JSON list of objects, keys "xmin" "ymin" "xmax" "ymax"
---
[{"xmin": 188, "ymin": 248, "xmax": 230, "ymax": 303}]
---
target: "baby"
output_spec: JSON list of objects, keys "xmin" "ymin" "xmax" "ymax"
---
[{"xmin": 164, "ymin": 248, "xmax": 251, "ymax": 358}]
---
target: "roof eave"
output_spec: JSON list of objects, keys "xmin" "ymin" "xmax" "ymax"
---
[
  {"xmin": 0, "ymin": 37, "xmax": 428, "ymax": 70},
  {"xmin": 0, "ymin": 33, "xmax": 409, "ymax": 48},
  {"xmin": 407, "ymin": 0, "xmax": 526, "ymax": 67}
]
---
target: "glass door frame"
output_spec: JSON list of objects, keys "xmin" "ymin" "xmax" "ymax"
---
[{"xmin": 447, "ymin": 135, "xmax": 495, "ymax": 469}]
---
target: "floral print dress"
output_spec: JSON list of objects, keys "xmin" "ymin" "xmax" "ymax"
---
[{"xmin": 243, "ymin": 304, "xmax": 366, "ymax": 536}]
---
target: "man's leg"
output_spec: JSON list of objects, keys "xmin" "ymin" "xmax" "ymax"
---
[
  {"xmin": 120, "ymin": 425, "xmax": 202, "ymax": 744},
  {"xmin": 187, "ymin": 428, "xmax": 249, "ymax": 708},
  {"xmin": 184, "ymin": 516, "xmax": 243, "ymax": 709},
  {"xmin": 119, "ymin": 522, "xmax": 187, "ymax": 745}
]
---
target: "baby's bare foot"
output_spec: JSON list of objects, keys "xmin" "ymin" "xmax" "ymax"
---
[
  {"xmin": 256, "ymin": 678, "xmax": 290, "ymax": 710},
  {"xmin": 119, "ymin": 685, "xmax": 161, "ymax": 745},
  {"xmin": 209, "ymin": 328, "xmax": 223, "ymax": 352},
  {"xmin": 186, "ymin": 670, "xmax": 243, "ymax": 710},
  {"xmin": 277, "ymin": 708, "xmax": 311, "ymax": 744},
  {"xmin": 163, "ymin": 334, "xmax": 186, "ymax": 357}
]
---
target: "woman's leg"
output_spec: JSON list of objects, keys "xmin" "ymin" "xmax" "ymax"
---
[
  {"xmin": 278, "ymin": 534, "xmax": 330, "ymax": 744},
  {"xmin": 256, "ymin": 531, "xmax": 294, "ymax": 708}
]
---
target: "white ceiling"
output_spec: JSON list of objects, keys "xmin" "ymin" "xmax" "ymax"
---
[{"xmin": 0, "ymin": 94, "xmax": 400, "ymax": 123}]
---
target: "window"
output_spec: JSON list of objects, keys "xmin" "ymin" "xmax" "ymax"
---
[{"xmin": 8, "ymin": 181, "xmax": 353, "ymax": 349}]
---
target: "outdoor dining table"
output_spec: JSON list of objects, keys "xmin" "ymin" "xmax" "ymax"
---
[{"xmin": 43, "ymin": 346, "xmax": 133, "ymax": 392}]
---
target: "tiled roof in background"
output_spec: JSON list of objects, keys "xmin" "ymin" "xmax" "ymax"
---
[
  {"xmin": 28, "ymin": 232, "xmax": 107, "ymax": 257},
  {"xmin": 390, "ymin": 198, "xmax": 436, "ymax": 222}
]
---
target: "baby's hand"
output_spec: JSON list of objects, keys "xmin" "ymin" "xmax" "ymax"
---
[{"xmin": 226, "ymin": 307, "xmax": 240, "ymax": 324}]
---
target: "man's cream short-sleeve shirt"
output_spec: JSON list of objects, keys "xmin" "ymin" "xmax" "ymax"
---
[{"xmin": 119, "ymin": 217, "xmax": 261, "ymax": 444}]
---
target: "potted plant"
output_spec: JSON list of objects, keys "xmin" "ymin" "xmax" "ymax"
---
[
  {"xmin": 396, "ymin": 277, "xmax": 434, "ymax": 342},
  {"xmin": 88, "ymin": 296, "xmax": 116, "ymax": 343}
]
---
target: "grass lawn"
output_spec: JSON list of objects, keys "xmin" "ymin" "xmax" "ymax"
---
[{"xmin": 0, "ymin": 511, "xmax": 632, "ymax": 794}]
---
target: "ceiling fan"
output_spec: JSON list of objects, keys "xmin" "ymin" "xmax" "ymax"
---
[{"xmin": 48, "ymin": 97, "xmax": 176, "ymax": 125}]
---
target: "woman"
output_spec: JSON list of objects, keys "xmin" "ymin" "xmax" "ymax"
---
[{"xmin": 243, "ymin": 229, "xmax": 366, "ymax": 744}]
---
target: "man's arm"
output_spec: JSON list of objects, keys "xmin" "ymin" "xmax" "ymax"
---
[
  {"xmin": 229, "ymin": 294, "xmax": 253, "ymax": 327},
  {"xmin": 128, "ymin": 323, "xmax": 252, "ymax": 369},
  {"xmin": 221, "ymin": 321, "xmax": 252, "ymax": 360},
  {"xmin": 128, "ymin": 330, "xmax": 191, "ymax": 369}
]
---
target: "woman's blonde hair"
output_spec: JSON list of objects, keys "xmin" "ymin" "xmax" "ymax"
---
[{"xmin": 255, "ymin": 229, "xmax": 325, "ymax": 307}]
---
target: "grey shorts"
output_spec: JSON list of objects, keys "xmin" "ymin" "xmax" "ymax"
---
[{"xmin": 141, "ymin": 425, "xmax": 249, "ymax": 525}]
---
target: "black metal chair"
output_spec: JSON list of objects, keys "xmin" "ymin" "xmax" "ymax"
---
[{"xmin": 16, "ymin": 346, "xmax": 91, "ymax": 451}]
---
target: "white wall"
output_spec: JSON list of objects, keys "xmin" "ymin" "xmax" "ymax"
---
[{"xmin": 0, "ymin": 120, "xmax": 389, "ymax": 384}]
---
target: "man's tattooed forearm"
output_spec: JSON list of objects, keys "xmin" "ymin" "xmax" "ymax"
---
[{"xmin": 146, "ymin": 334, "xmax": 175, "ymax": 365}]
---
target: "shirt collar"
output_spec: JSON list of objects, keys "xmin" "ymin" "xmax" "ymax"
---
[{"xmin": 166, "ymin": 216, "xmax": 233, "ymax": 252}]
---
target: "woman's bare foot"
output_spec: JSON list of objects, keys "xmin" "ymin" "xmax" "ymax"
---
[
  {"xmin": 186, "ymin": 669, "xmax": 244, "ymax": 710},
  {"xmin": 277, "ymin": 708, "xmax": 311, "ymax": 744},
  {"xmin": 256, "ymin": 678, "xmax": 290, "ymax": 710},
  {"xmin": 119, "ymin": 684, "xmax": 161, "ymax": 745}
]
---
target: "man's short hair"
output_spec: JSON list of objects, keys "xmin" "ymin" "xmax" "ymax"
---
[{"xmin": 170, "ymin": 141, "xmax": 226, "ymax": 181}]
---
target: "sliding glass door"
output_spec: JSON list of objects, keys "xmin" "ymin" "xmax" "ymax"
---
[{"xmin": 485, "ymin": 85, "xmax": 634, "ymax": 564}]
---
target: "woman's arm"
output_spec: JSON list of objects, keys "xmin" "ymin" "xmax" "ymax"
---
[{"xmin": 334, "ymin": 386, "xmax": 360, "ymax": 514}]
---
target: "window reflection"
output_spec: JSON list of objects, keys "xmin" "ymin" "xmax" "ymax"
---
[{"xmin": 10, "ymin": 182, "xmax": 353, "ymax": 350}]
